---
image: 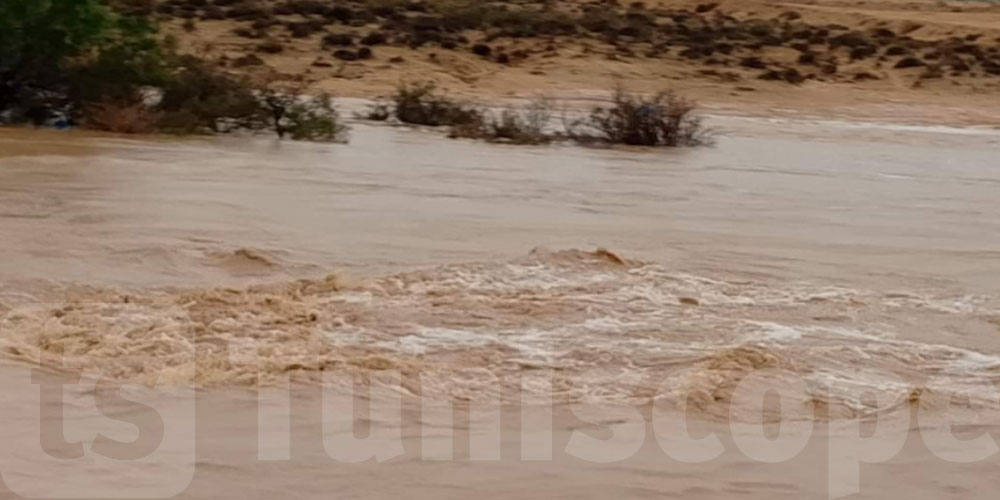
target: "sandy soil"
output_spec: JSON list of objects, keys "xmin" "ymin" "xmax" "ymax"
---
[{"xmin": 158, "ymin": 0, "xmax": 1000, "ymax": 125}]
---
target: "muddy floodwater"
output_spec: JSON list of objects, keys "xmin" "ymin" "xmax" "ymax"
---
[
  {"xmin": 1, "ymin": 114, "xmax": 1000, "ymax": 499},
  {"xmin": 1, "ymin": 116, "xmax": 999, "ymax": 292}
]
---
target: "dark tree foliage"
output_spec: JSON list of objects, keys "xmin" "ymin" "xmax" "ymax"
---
[{"xmin": 0, "ymin": 0, "xmax": 165, "ymax": 123}]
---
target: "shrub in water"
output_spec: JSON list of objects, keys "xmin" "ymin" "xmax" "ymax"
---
[
  {"xmin": 258, "ymin": 86, "xmax": 349, "ymax": 142},
  {"xmin": 390, "ymin": 81, "xmax": 482, "ymax": 127},
  {"xmin": 568, "ymin": 86, "xmax": 713, "ymax": 147},
  {"xmin": 450, "ymin": 97, "xmax": 555, "ymax": 145},
  {"xmin": 156, "ymin": 55, "xmax": 261, "ymax": 133},
  {"xmin": 362, "ymin": 102, "xmax": 391, "ymax": 121}
]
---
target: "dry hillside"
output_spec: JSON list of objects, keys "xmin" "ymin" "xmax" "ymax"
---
[{"xmin": 117, "ymin": 0, "xmax": 1000, "ymax": 123}]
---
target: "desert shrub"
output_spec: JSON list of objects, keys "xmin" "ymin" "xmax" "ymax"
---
[
  {"xmin": 431, "ymin": 0, "xmax": 575, "ymax": 36},
  {"xmin": 894, "ymin": 56, "xmax": 925, "ymax": 68},
  {"xmin": 567, "ymin": 86, "xmax": 712, "ymax": 147},
  {"xmin": 434, "ymin": 1, "xmax": 494, "ymax": 31},
  {"xmin": 225, "ymin": 2, "xmax": 271, "ymax": 21},
  {"xmin": 284, "ymin": 96, "xmax": 348, "ymax": 142},
  {"xmin": 233, "ymin": 27, "xmax": 262, "ymax": 38},
  {"xmin": 287, "ymin": 21, "xmax": 323, "ymax": 38},
  {"xmin": 849, "ymin": 45, "xmax": 878, "ymax": 61},
  {"xmin": 579, "ymin": 9, "xmax": 623, "ymax": 34},
  {"xmin": 488, "ymin": 9, "xmax": 579, "ymax": 38},
  {"xmin": 472, "ymin": 43, "xmax": 493, "ymax": 56},
  {"xmin": 333, "ymin": 49, "xmax": 358, "ymax": 61},
  {"xmin": 155, "ymin": 55, "xmax": 261, "ymax": 133},
  {"xmin": 157, "ymin": 62, "xmax": 347, "ymax": 142},
  {"xmin": 257, "ymin": 86, "xmax": 349, "ymax": 142},
  {"xmin": 450, "ymin": 97, "xmax": 555, "ymax": 145},
  {"xmin": 232, "ymin": 53, "xmax": 265, "ymax": 67},
  {"xmin": 325, "ymin": 6, "xmax": 358, "ymax": 23},
  {"xmin": 250, "ymin": 18, "xmax": 278, "ymax": 31},
  {"xmin": 743, "ymin": 19, "xmax": 777, "ymax": 39},
  {"xmin": 362, "ymin": 102, "xmax": 391, "ymax": 121},
  {"xmin": 759, "ymin": 67, "xmax": 805, "ymax": 84},
  {"xmin": 389, "ymin": 81, "xmax": 482, "ymax": 126},
  {"xmin": 619, "ymin": 9, "xmax": 656, "ymax": 40},
  {"xmin": 257, "ymin": 40, "xmax": 285, "ymax": 54},
  {"xmin": 202, "ymin": 6, "xmax": 226, "ymax": 20},
  {"xmin": 944, "ymin": 56, "xmax": 970, "ymax": 72},
  {"xmin": 361, "ymin": 32, "xmax": 388, "ymax": 45},
  {"xmin": 366, "ymin": 0, "xmax": 411, "ymax": 17},
  {"xmin": 740, "ymin": 56, "xmax": 767, "ymax": 69},
  {"xmin": 281, "ymin": 0, "xmax": 328, "ymax": 16},
  {"xmin": 829, "ymin": 31, "xmax": 872, "ymax": 48},
  {"xmin": 323, "ymin": 33, "xmax": 354, "ymax": 47}
]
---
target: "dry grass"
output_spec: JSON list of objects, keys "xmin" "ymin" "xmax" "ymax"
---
[{"xmin": 84, "ymin": 99, "xmax": 161, "ymax": 134}]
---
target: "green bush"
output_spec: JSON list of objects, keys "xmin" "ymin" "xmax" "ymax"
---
[
  {"xmin": 156, "ymin": 55, "xmax": 260, "ymax": 133},
  {"xmin": 68, "ymin": 16, "xmax": 168, "ymax": 106},
  {"xmin": 0, "ymin": 0, "xmax": 347, "ymax": 142},
  {"xmin": 0, "ymin": 0, "xmax": 165, "ymax": 124},
  {"xmin": 258, "ymin": 87, "xmax": 349, "ymax": 142}
]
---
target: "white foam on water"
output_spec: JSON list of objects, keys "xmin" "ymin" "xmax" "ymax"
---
[
  {"xmin": 747, "ymin": 321, "xmax": 803, "ymax": 342},
  {"xmin": 376, "ymin": 326, "xmax": 496, "ymax": 355}
]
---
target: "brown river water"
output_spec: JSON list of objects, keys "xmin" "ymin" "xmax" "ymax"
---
[{"xmin": 1, "ymin": 112, "xmax": 999, "ymax": 499}]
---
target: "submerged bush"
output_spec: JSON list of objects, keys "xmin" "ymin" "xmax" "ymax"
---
[
  {"xmin": 361, "ymin": 102, "xmax": 392, "ymax": 121},
  {"xmin": 568, "ymin": 86, "xmax": 713, "ymax": 147},
  {"xmin": 156, "ymin": 55, "xmax": 261, "ymax": 133},
  {"xmin": 389, "ymin": 81, "xmax": 481, "ymax": 127},
  {"xmin": 450, "ymin": 97, "xmax": 555, "ymax": 145},
  {"xmin": 258, "ymin": 86, "xmax": 349, "ymax": 142}
]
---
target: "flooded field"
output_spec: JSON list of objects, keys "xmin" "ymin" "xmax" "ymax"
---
[
  {"xmin": 2, "ymin": 116, "xmax": 999, "ymax": 292},
  {"xmin": 1, "ymin": 114, "xmax": 999, "ymax": 499}
]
